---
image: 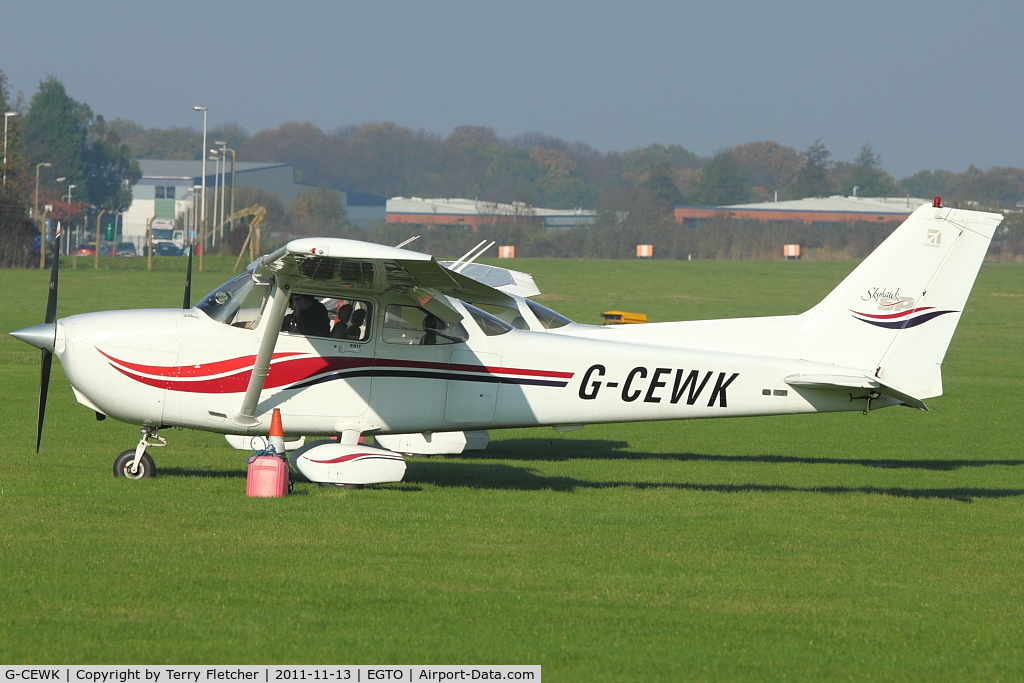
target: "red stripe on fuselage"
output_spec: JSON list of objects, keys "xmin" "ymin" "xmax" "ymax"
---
[
  {"xmin": 849, "ymin": 306, "xmax": 935, "ymax": 320},
  {"xmin": 102, "ymin": 348, "xmax": 574, "ymax": 394},
  {"xmin": 107, "ymin": 354, "xmax": 373, "ymax": 392},
  {"xmin": 307, "ymin": 452, "xmax": 404, "ymax": 464},
  {"xmin": 97, "ymin": 348, "xmax": 305, "ymax": 377}
]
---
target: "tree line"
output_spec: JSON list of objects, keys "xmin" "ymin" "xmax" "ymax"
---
[
  {"xmin": 2, "ymin": 71, "xmax": 1023, "ymax": 267},
  {"xmin": 109, "ymin": 119, "xmax": 1024, "ymax": 212},
  {"xmin": 0, "ymin": 72, "xmax": 139, "ymax": 266}
]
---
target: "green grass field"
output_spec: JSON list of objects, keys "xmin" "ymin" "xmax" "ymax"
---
[{"xmin": 1, "ymin": 256, "xmax": 1022, "ymax": 681}]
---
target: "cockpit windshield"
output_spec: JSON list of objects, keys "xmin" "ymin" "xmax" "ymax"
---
[{"xmin": 195, "ymin": 271, "xmax": 270, "ymax": 327}]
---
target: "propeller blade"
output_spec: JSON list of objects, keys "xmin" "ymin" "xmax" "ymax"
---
[
  {"xmin": 37, "ymin": 349, "xmax": 52, "ymax": 453},
  {"xmin": 38, "ymin": 231, "xmax": 60, "ymax": 452},
  {"xmin": 183, "ymin": 244, "xmax": 193, "ymax": 309},
  {"xmin": 45, "ymin": 231, "xmax": 60, "ymax": 324}
]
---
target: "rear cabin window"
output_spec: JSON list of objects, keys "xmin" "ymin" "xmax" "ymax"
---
[
  {"xmin": 464, "ymin": 304, "xmax": 513, "ymax": 336},
  {"xmin": 472, "ymin": 303, "xmax": 530, "ymax": 330},
  {"xmin": 526, "ymin": 299, "xmax": 573, "ymax": 329},
  {"xmin": 383, "ymin": 305, "xmax": 469, "ymax": 345}
]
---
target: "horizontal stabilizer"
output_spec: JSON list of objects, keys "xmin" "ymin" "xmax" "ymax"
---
[{"xmin": 785, "ymin": 374, "xmax": 929, "ymax": 411}]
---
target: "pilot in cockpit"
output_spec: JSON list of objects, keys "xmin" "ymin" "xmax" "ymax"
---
[{"xmin": 283, "ymin": 294, "xmax": 331, "ymax": 337}]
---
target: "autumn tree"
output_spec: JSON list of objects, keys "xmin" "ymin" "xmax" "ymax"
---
[
  {"xmin": 689, "ymin": 151, "xmax": 750, "ymax": 206},
  {"xmin": 23, "ymin": 77, "xmax": 87, "ymax": 190},
  {"xmin": 641, "ymin": 161, "xmax": 684, "ymax": 212},
  {"xmin": 837, "ymin": 144, "xmax": 896, "ymax": 197},
  {"xmin": 731, "ymin": 141, "xmax": 802, "ymax": 199},
  {"xmin": 0, "ymin": 69, "xmax": 35, "ymax": 267},
  {"xmin": 286, "ymin": 186, "xmax": 356, "ymax": 238},
  {"xmin": 22, "ymin": 77, "xmax": 139, "ymax": 212},
  {"xmin": 82, "ymin": 116, "xmax": 140, "ymax": 212},
  {"xmin": 897, "ymin": 169, "xmax": 962, "ymax": 199},
  {"xmin": 789, "ymin": 140, "xmax": 834, "ymax": 198}
]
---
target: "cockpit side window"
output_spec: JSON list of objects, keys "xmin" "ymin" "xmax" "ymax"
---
[
  {"xmin": 525, "ymin": 299, "xmax": 573, "ymax": 329},
  {"xmin": 383, "ymin": 305, "xmax": 469, "ymax": 345},
  {"xmin": 324, "ymin": 298, "xmax": 373, "ymax": 341}
]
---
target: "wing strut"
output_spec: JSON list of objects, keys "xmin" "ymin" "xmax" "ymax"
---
[{"xmin": 231, "ymin": 279, "xmax": 292, "ymax": 427}]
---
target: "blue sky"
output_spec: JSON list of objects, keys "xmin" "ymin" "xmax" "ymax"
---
[{"xmin": 3, "ymin": 0, "xmax": 1022, "ymax": 178}]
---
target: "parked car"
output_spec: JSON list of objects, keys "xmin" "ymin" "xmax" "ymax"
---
[
  {"xmin": 152, "ymin": 241, "xmax": 184, "ymax": 256},
  {"xmin": 115, "ymin": 242, "xmax": 138, "ymax": 257},
  {"xmin": 74, "ymin": 243, "xmax": 113, "ymax": 256}
]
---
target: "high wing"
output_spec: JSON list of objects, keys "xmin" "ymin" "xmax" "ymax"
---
[
  {"xmin": 438, "ymin": 261, "xmax": 542, "ymax": 298},
  {"xmin": 233, "ymin": 237, "xmax": 517, "ymax": 427},
  {"xmin": 252, "ymin": 238, "xmax": 517, "ymax": 321}
]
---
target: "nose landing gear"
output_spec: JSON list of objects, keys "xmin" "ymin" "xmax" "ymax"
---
[{"xmin": 113, "ymin": 426, "xmax": 166, "ymax": 479}]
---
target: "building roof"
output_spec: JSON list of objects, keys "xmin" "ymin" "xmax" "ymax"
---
[
  {"xmin": 387, "ymin": 196, "xmax": 595, "ymax": 219},
  {"xmin": 137, "ymin": 159, "xmax": 291, "ymax": 180},
  {"xmin": 682, "ymin": 195, "xmax": 932, "ymax": 214}
]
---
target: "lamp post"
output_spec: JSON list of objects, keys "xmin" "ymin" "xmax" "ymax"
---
[
  {"xmin": 209, "ymin": 150, "xmax": 221, "ymax": 250},
  {"xmin": 3, "ymin": 111, "xmax": 18, "ymax": 190},
  {"xmin": 192, "ymin": 105, "xmax": 208, "ymax": 271},
  {"xmin": 215, "ymin": 141, "xmax": 227, "ymax": 250},
  {"xmin": 222, "ymin": 146, "xmax": 236, "ymax": 245},
  {"xmin": 65, "ymin": 184, "xmax": 76, "ymax": 253},
  {"xmin": 34, "ymin": 163, "xmax": 51, "ymax": 219},
  {"xmin": 34, "ymin": 162, "xmax": 52, "ymax": 268},
  {"xmin": 191, "ymin": 185, "xmax": 202, "ymax": 250}
]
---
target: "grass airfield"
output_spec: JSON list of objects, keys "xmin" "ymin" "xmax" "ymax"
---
[{"xmin": 0, "ymin": 256, "xmax": 1022, "ymax": 681}]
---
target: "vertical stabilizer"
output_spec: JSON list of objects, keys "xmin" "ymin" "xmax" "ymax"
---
[{"xmin": 798, "ymin": 203, "xmax": 1002, "ymax": 399}]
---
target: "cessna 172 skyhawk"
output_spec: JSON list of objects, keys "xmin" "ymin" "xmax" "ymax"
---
[{"xmin": 11, "ymin": 199, "xmax": 1002, "ymax": 485}]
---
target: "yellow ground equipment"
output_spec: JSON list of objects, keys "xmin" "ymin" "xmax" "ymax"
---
[
  {"xmin": 601, "ymin": 310, "xmax": 648, "ymax": 324},
  {"xmin": 227, "ymin": 205, "xmax": 268, "ymax": 270}
]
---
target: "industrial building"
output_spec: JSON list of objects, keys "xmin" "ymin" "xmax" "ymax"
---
[
  {"xmin": 674, "ymin": 196, "xmax": 932, "ymax": 225},
  {"xmin": 121, "ymin": 160, "xmax": 376, "ymax": 248},
  {"xmin": 386, "ymin": 196, "xmax": 597, "ymax": 229}
]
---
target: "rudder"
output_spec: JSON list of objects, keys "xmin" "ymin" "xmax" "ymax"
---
[{"xmin": 797, "ymin": 202, "xmax": 1002, "ymax": 399}]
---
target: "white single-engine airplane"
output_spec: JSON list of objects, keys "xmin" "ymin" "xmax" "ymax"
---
[{"xmin": 11, "ymin": 199, "xmax": 1002, "ymax": 486}]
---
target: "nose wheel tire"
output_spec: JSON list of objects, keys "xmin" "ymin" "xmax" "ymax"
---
[{"xmin": 113, "ymin": 450, "xmax": 156, "ymax": 479}]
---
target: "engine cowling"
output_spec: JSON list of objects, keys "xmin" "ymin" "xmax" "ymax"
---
[{"xmin": 291, "ymin": 440, "xmax": 406, "ymax": 485}]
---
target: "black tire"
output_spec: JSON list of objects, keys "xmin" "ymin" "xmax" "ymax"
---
[{"xmin": 113, "ymin": 449, "xmax": 156, "ymax": 479}]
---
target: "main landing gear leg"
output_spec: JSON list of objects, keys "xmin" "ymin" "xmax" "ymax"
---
[{"xmin": 113, "ymin": 426, "xmax": 166, "ymax": 479}]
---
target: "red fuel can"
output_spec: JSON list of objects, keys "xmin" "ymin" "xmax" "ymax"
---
[{"xmin": 246, "ymin": 455, "xmax": 289, "ymax": 497}]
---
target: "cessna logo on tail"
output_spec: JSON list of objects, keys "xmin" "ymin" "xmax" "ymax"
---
[{"xmin": 579, "ymin": 364, "xmax": 739, "ymax": 408}]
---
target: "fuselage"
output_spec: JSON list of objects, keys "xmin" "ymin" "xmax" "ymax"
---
[{"xmin": 52, "ymin": 283, "xmax": 880, "ymax": 439}]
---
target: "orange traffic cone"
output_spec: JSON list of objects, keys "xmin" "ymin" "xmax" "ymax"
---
[{"xmin": 269, "ymin": 408, "xmax": 286, "ymax": 455}]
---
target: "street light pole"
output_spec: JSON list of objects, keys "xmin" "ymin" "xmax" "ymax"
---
[
  {"xmin": 192, "ymin": 105, "xmax": 208, "ymax": 271},
  {"xmin": 223, "ymin": 146, "xmax": 236, "ymax": 246},
  {"xmin": 215, "ymin": 141, "xmax": 228, "ymax": 250},
  {"xmin": 209, "ymin": 150, "xmax": 221, "ymax": 251},
  {"xmin": 35, "ymin": 162, "xmax": 52, "ymax": 268},
  {"xmin": 3, "ymin": 111, "xmax": 18, "ymax": 190},
  {"xmin": 34, "ymin": 163, "xmax": 51, "ymax": 219}
]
